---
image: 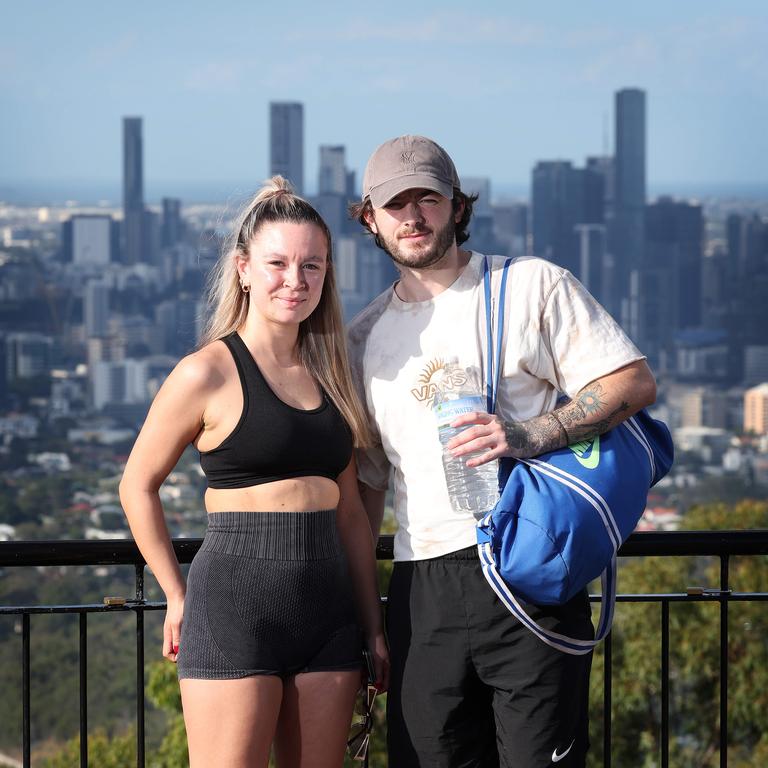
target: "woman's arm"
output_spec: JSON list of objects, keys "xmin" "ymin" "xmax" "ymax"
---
[
  {"xmin": 358, "ymin": 482, "xmax": 387, "ymax": 541},
  {"xmin": 335, "ymin": 458, "xmax": 390, "ymax": 691},
  {"xmin": 119, "ymin": 352, "xmax": 213, "ymax": 661}
]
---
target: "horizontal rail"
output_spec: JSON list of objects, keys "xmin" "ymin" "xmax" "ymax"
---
[
  {"xmin": 1, "ymin": 529, "xmax": 768, "ymax": 568},
  {"xmin": 2, "ymin": 592, "xmax": 766, "ymax": 617}
]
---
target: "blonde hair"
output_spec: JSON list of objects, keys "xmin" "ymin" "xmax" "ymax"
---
[{"xmin": 200, "ymin": 176, "xmax": 371, "ymax": 446}]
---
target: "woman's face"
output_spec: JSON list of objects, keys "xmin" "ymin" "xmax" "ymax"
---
[{"xmin": 238, "ymin": 221, "xmax": 328, "ymax": 327}]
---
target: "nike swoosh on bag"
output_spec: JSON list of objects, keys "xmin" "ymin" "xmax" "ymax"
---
[
  {"xmin": 551, "ymin": 739, "xmax": 575, "ymax": 762},
  {"xmin": 568, "ymin": 435, "xmax": 600, "ymax": 469}
]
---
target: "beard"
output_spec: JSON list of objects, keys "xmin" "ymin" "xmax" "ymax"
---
[{"xmin": 377, "ymin": 216, "xmax": 457, "ymax": 270}]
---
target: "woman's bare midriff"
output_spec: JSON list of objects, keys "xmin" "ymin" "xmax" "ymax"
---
[{"xmin": 204, "ymin": 475, "xmax": 340, "ymax": 513}]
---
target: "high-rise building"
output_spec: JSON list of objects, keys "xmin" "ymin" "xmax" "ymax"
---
[
  {"xmin": 336, "ymin": 238, "xmax": 398, "ymax": 320},
  {"xmin": 744, "ymin": 383, "xmax": 768, "ymax": 435},
  {"xmin": 532, "ymin": 160, "xmax": 576, "ymax": 271},
  {"xmin": 681, "ymin": 387, "xmax": 727, "ymax": 429},
  {"xmin": 319, "ymin": 145, "xmax": 346, "ymax": 195},
  {"xmin": 4, "ymin": 332, "xmax": 53, "ymax": 380},
  {"xmin": 61, "ymin": 215, "xmax": 116, "ymax": 265},
  {"xmin": 161, "ymin": 198, "xmax": 183, "ymax": 249},
  {"xmin": 315, "ymin": 144, "xmax": 351, "ymax": 238},
  {"xmin": 723, "ymin": 213, "xmax": 768, "ymax": 381},
  {"xmin": 726, "ymin": 213, "xmax": 767, "ymax": 280},
  {"xmin": 586, "ymin": 156, "xmax": 614, "ymax": 213},
  {"xmin": 744, "ymin": 346, "xmax": 768, "ymax": 387},
  {"xmin": 270, "ymin": 102, "xmax": 304, "ymax": 194},
  {"xmin": 612, "ymin": 88, "xmax": 646, "ymax": 338},
  {"xmin": 461, "ymin": 177, "xmax": 504, "ymax": 255},
  {"xmin": 90, "ymin": 359, "xmax": 149, "ymax": 411},
  {"xmin": 646, "ymin": 197, "xmax": 703, "ymax": 330},
  {"xmin": 615, "ymin": 90, "xmax": 646, "ymax": 206},
  {"xmin": 345, "ymin": 169, "xmax": 357, "ymax": 200},
  {"xmin": 492, "ymin": 203, "xmax": 529, "ymax": 259},
  {"xmin": 575, "ymin": 224, "xmax": 609, "ymax": 305},
  {"xmin": 84, "ymin": 281, "xmax": 110, "ymax": 338},
  {"xmin": 123, "ymin": 117, "xmax": 145, "ymax": 265},
  {"xmin": 531, "ymin": 161, "xmax": 604, "ymax": 275}
]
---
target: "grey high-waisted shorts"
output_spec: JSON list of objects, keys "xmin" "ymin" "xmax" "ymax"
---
[{"xmin": 176, "ymin": 510, "xmax": 363, "ymax": 680}]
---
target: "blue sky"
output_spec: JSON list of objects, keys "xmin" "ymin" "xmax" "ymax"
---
[{"xmin": 2, "ymin": 1, "xmax": 767, "ymax": 198}]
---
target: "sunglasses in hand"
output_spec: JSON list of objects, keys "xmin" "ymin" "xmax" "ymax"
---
[{"xmin": 347, "ymin": 684, "xmax": 378, "ymax": 762}]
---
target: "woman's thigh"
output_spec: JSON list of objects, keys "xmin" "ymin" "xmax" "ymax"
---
[
  {"xmin": 273, "ymin": 670, "xmax": 360, "ymax": 768},
  {"xmin": 180, "ymin": 675, "xmax": 283, "ymax": 768}
]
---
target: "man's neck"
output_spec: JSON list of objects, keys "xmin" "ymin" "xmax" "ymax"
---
[{"xmin": 394, "ymin": 248, "xmax": 472, "ymax": 303}]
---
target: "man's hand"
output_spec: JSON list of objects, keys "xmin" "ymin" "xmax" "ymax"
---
[{"xmin": 447, "ymin": 410, "xmax": 565, "ymax": 466}]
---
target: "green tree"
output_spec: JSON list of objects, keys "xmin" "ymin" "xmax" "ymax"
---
[
  {"xmin": 39, "ymin": 728, "xmax": 135, "ymax": 768},
  {"xmin": 144, "ymin": 660, "xmax": 188, "ymax": 768},
  {"xmin": 588, "ymin": 500, "xmax": 768, "ymax": 767}
]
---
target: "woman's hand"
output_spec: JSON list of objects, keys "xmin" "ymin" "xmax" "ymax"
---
[
  {"xmin": 163, "ymin": 594, "xmax": 185, "ymax": 663},
  {"xmin": 368, "ymin": 632, "xmax": 390, "ymax": 693}
]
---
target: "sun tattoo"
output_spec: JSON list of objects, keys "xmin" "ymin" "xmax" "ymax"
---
[{"xmin": 576, "ymin": 382, "xmax": 606, "ymax": 416}]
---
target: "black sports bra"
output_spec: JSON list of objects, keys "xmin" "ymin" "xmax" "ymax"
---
[{"xmin": 199, "ymin": 333, "xmax": 353, "ymax": 489}]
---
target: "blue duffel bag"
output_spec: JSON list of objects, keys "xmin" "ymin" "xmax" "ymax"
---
[{"xmin": 476, "ymin": 257, "xmax": 674, "ymax": 655}]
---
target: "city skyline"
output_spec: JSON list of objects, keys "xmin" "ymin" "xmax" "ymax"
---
[{"xmin": 2, "ymin": 1, "xmax": 767, "ymax": 203}]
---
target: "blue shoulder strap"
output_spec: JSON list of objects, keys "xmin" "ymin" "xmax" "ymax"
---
[
  {"xmin": 483, "ymin": 256, "xmax": 511, "ymax": 415},
  {"xmin": 479, "ymin": 253, "xmax": 617, "ymax": 654}
]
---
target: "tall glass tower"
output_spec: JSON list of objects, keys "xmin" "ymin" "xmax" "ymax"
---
[
  {"xmin": 270, "ymin": 102, "xmax": 304, "ymax": 194},
  {"xmin": 122, "ymin": 117, "xmax": 144, "ymax": 265},
  {"xmin": 612, "ymin": 88, "xmax": 646, "ymax": 339}
]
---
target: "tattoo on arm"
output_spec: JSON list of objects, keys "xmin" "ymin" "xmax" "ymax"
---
[
  {"xmin": 503, "ymin": 413, "xmax": 567, "ymax": 458},
  {"xmin": 567, "ymin": 401, "xmax": 630, "ymax": 442},
  {"xmin": 552, "ymin": 379, "xmax": 629, "ymax": 443},
  {"xmin": 501, "ymin": 379, "xmax": 630, "ymax": 459}
]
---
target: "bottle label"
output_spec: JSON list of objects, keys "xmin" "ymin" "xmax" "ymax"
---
[{"xmin": 433, "ymin": 395, "xmax": 486, "ymax": 429}]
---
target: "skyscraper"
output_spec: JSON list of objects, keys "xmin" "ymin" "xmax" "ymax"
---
[
  {"xmin": 318, "ymin": 145, "xmax": 346, "ymax": 195},
  {"xmin": 270, "ymin": 102, "xmax": 304, "ymax": 194},
  {"xmin": 461, "ymin": 177, "xmax": 504, "ymax": 255},
  {"xmin": 531, "ymin": 161, "xmax": 604, "ymax": 276},
  {"xmin": 84, "ymin": 280, "xmax": 110, "ymax": 338},
  {"xmin": 122, "ymin": 117, "xmax": 145, "ymax": 265},
  {"xmin": 61, "ymin": 215, "xmax": 115, "ymax": 265},
  {"xmin": 161, "ymin": 197, "xmax": 183, "ymax": 249},
  {"xmin": 612, "ymin": 88, "xmax": 646, "ymax": 338},
  {"xmin": 639, "ymin": 198, "xmax": 703, "ymax": 368},
  {"xmin": 614, "ymin": 90, "xmax": 645, "ymax": 214}
]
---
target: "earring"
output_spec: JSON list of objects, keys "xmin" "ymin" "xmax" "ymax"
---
[{"xmin": 240, "ymin": 279, "xmax": 250, "ymax": 294}]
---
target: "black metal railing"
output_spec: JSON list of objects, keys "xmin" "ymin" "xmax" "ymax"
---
[{"xmin": 1, "ymin": 530, "xmax": 767, "ymax": 768}]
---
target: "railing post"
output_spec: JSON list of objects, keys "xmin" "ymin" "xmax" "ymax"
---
[
  {"xmin": 80, "ymin": 613, "xmax": 88, "ymax": 767},
  {"xmin": 720, "ymin": 555, "xmax": 729, "ymax": 768},
  {"xmin": 603, "ymin": 630, "xmax": 612, "ymax": 768},
  {"xmin": 135, "ymin": 563, "xmax": 144, "ymax": 602},
  {"xmin": 661, "ymin": 601, "xmax": 669, "ymax": 768},
  {"xmin": 22, "ymin": 613, "xmax": 30, "ymax": 768},
  {"xmin": 135, "ymin": 564, "xmax": 145, "ymax": 768}
]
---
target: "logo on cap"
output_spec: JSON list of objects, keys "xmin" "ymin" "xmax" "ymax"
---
[{"xmin": 400, "ymin": 151, "xmax": 416, "ymax": 169}]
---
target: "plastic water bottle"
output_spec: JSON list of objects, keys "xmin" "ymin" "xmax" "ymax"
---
[{"xmin": 434, "ymin": 385, "xmax": 499, "ymax": 516}]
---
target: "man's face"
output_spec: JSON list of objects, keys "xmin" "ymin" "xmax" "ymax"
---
[{"xmin": 365, "ymin": 188, "xmax": 463, "ymax": 269}]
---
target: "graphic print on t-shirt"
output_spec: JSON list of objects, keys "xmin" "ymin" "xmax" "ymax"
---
[{"xmin": 410, "ymin": 358, "xmax": 469, "ymax": 409}]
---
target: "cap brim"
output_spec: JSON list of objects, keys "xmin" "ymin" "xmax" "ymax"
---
[{"xmin": 367, "ymin": 175, "xmax": 454, "ymax": 208}]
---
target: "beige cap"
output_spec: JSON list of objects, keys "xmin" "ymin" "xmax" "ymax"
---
[{"xmin": 362, "ymin": 135, "xmax": 460, "ymax": 208}]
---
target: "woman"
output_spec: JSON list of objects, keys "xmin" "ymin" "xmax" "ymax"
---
[{"xmin": 120, "ymin": 177, "xmax": 388, "ymax": 767}]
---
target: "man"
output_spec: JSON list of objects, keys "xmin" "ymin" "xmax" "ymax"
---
[{"xmin": 348, "ymin": 135, "xmax": 656, "ymax": 767}]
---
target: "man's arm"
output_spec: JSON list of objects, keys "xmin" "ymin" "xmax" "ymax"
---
[
  {"xmin": 449, "ymin": 359, "xmax": 657, "ymax": 466},
  {"xmin": 359, "ymin": 481, "xmax": 387, "ymax": 541}
]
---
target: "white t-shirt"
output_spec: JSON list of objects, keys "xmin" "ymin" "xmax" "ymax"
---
[{"xmin": 347, "ymin": 252, "xmax": 644, "ymax": 562}]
